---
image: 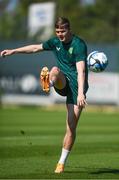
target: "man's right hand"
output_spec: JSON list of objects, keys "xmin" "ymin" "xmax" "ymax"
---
[{"xmin": 0, "ymin": 49, "xmax": 15, "ymax": 57}]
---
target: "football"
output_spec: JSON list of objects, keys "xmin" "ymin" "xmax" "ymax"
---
[{"xmin": 87, "ymin": 51, "xmax": 108, "ymax": 72}]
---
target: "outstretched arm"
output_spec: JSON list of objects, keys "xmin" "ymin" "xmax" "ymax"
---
[{"xmin": 0, "ymin": 44, "xmax": 43, "ymax": 57}]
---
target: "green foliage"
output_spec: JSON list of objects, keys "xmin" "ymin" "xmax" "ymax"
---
[
  {"xmin": 84, "ymin": 0, "xmax": 119, "ymax": 43},
  {"xmin": 0, "ymin": 8, "xmax": 27, "ymax": 40},
  {"xmin": 0, "ymin": 0, "xmax": 119, "ymax": 42}
]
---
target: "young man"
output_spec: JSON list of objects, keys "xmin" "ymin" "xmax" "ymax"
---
[{"xmin": 1, "ymin": 17, "xmax": 89, "ymax": 173}]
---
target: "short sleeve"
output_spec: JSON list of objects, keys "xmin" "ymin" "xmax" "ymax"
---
[
  {"xmin": 43, "ymin": 38, "xmax": 55, "ymax": 50},
  {"xmin": 74, "ymin": 40, "xmax": 87, "ymax": 62}
]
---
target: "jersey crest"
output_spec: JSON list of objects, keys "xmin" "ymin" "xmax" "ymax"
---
[{"xmin": 68, "ymin": 47, "xmax": 73, "ymax": 54}]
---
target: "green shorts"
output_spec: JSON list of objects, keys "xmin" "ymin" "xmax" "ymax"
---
[{"xmin": 54, "ymin": 76, "xmax": 88, "ymax": 105}]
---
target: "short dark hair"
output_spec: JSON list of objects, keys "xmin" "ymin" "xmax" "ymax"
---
[{"xmin": 55, "ymin": 17, "xmax": 70, "ymax": 29}]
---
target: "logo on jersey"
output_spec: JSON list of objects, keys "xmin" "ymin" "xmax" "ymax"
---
[
  {"xmin": 56, "ymin": 47, "xmax": 60, "ymax": 51},
  {"xmin": 68, "ymin": 47, "xmax": 73, "ymax": 54}
]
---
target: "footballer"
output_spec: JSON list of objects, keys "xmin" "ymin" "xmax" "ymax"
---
[{"xmin": 1, "ymin": 17, "xmax": 89, "ymax": 173}]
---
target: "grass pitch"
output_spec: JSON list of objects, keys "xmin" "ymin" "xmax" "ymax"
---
[{"xmin": 0, "ymin": 106, "xmax": 119, "ymax": 179}]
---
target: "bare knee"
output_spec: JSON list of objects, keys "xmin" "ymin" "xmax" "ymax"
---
[
  {"xmin": 50, "ymin": 66, "xmax": 66, "ymax": 89},
  {"xmin": 50, "ymin": 66, "xmax": 60, "ymax": 75}
]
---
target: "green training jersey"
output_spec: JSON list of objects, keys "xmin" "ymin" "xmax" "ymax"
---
[{"xmin": 43, "ymin": 35, "xmax": 89, "ymax": 104}]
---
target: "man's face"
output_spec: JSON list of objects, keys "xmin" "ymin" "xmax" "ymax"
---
[{"xmin": 55, "ymin": 27, "xmax": 70, "ymax": 42}]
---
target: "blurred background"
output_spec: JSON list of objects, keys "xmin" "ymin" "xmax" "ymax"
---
[{"xmin": 0, "ymin": 0, "xmax": 119, "ymax": 106}]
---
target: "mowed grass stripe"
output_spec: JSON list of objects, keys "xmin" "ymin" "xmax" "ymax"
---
[{"xmin": 0, "ymin": 107, "xmax": 119, "ymax": 179}]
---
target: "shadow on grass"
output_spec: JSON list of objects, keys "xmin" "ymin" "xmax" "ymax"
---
[
  {"xmin": 67, "ymin": 166, "xmax": 119, "ymax": 175},
  {"xmin": 91, "ymin": 168, "xmax": 119, "ymax": 175}
]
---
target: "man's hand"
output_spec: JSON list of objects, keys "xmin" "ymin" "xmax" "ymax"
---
[
  {"xmin": 77, "ymin": 93, "xmax": 87, "ymax": 108},
  {"xmin": 0, "ymin": 49, "xmax": 15, "ymax": 57}
]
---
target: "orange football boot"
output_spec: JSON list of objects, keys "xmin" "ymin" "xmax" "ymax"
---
[
  {"xmin": 40, "ymin": 67, "xmax": 50, "ymax": 92},
  {"xmin": 54, "ymin": 163, "xmax": 64, "ymax": 173}
]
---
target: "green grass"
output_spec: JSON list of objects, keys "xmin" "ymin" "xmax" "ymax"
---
[{"xmin": 0, "ymin": 106, "xmax": 119, "ymax": 179}]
